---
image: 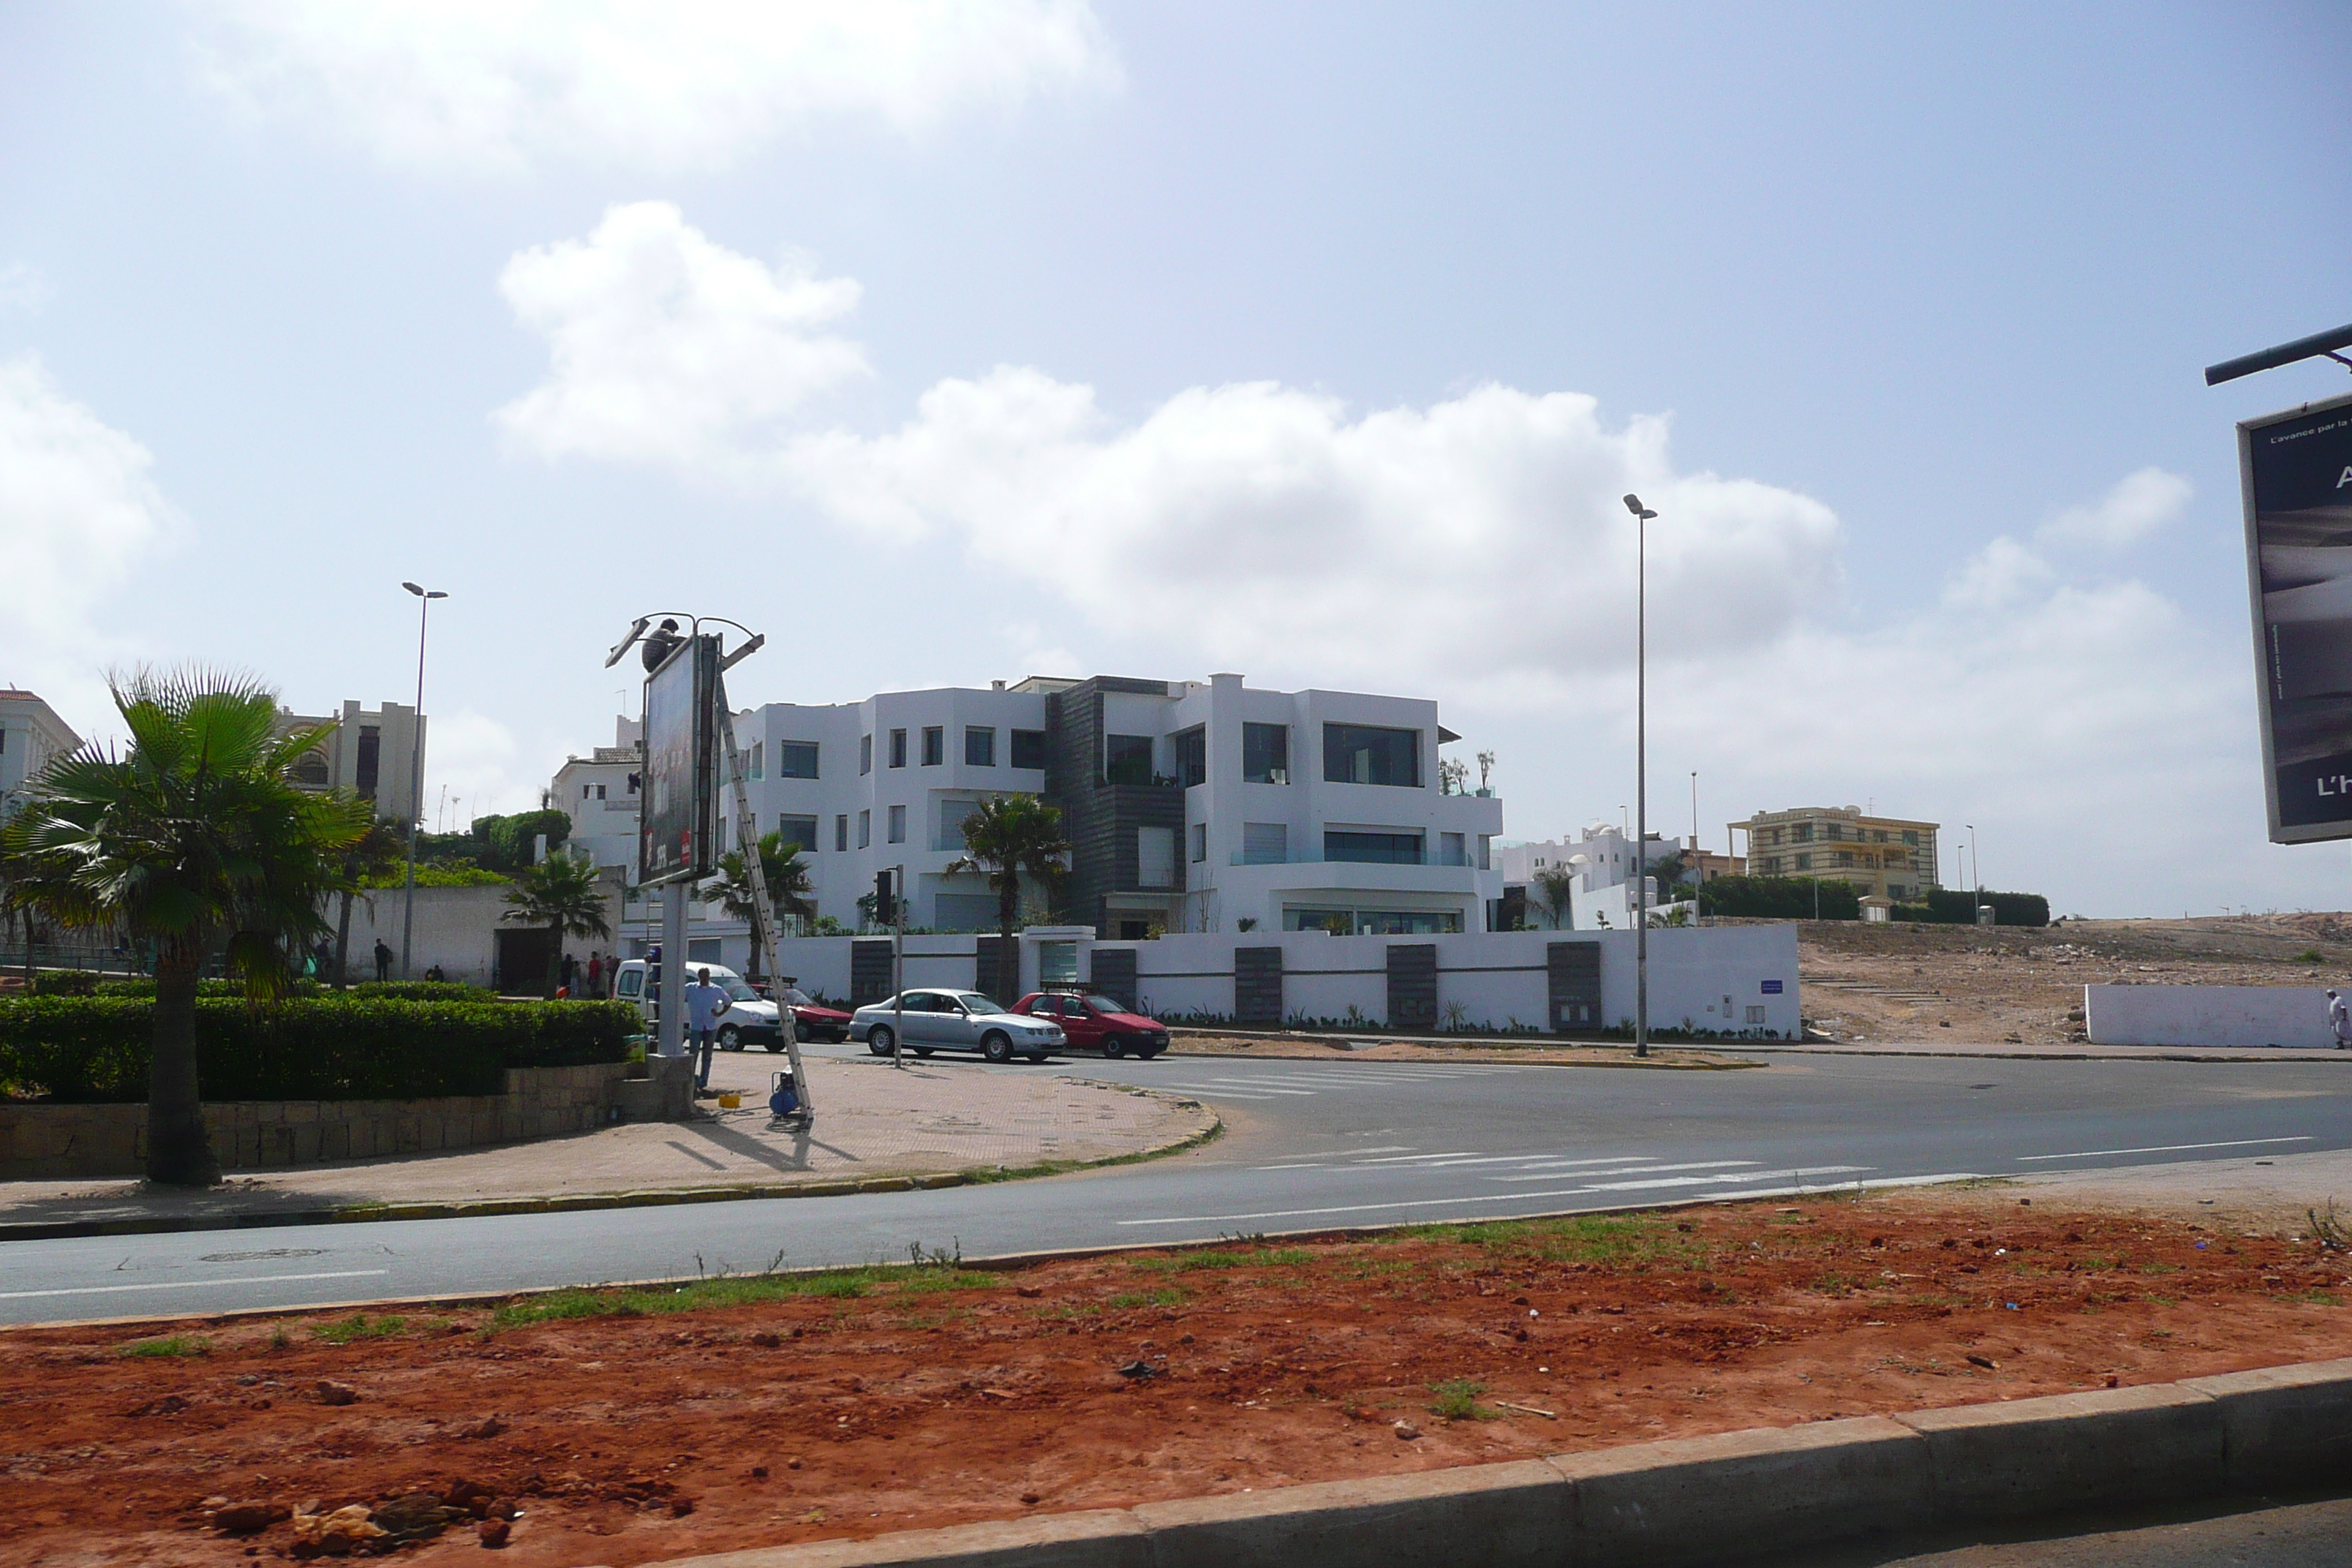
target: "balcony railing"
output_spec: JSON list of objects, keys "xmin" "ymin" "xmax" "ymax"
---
[{"xmin": 1230, "ymin": 848, "xmax": 1476, "ymax": 868}]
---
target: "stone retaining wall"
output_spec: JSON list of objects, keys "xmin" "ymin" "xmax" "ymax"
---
[{"xmin": 0, "ymin": 1063, "xmax": 628, "ymax": 1180}]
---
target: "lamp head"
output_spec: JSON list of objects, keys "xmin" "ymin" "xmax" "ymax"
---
[
  {"xmin": 402, "ymin": 581, "xmax": 423, "ymax": 596},
  {"xmin": 1622, "ymin": 494, "xmax": 1656, "ymax": 521}
]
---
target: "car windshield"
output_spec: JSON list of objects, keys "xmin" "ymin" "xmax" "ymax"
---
[
  {"xmin": 957, "ymin": 993, "xmax": 1004, "ymax": 1015},
  {"xmin": 1083, "ymin": 995, "xmax": 1132, "ymax": 1015},
  {"xmin": 723, "ymin": 982, "xmax": 762, "ymax": 1002},
  {"xmin": 777, "ymin": 988, "xmax": 812, "ymax": 1006}
]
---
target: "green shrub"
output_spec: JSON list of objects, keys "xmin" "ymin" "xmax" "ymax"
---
[
  {"xmin": 0, "ymin": 997, "xmax": 636, "ymax": 1103},
  {"xmin": 347, "ymin": 980, "xmax": 497, "ymax": 1001},
  {"xmin": 1697, "ymin": 875, "xmax": 1861, "ymax": 921},
  {"xmin": 1896, "ymin": 888, "xmax": 2050, "ymax": 927},
  {"xmin": 29, "ymin": 970, "xmax": 101, "ymax": 997}
]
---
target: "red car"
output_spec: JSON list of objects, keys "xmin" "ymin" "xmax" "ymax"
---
[
  {"xmin": 1012, "ymin": 992, "xmax": 1170, "ymax": 1059},
  {"xmin": 774, "ymin": 984, "xmax": 853, "ymax": 1045}
]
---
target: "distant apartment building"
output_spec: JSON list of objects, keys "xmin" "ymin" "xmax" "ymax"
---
[
  {"xmin": 1496, "ymin": 824, "xmax": 1736, "ymax": 930},
  {"xmin": 552, "ymin": 719, "xmax": 644, "ymax": 871},
  {"xmin": 567, "ymin": 673, "xmax": 1504, "ymax": 941},
  {"xmin": 0, "ymin": 690, "xmax": 79, "ymax": 812},
  {"xmin": 276, "ymin": 701, "xmax": 426, "ymax": 825},
  {"xmin": 1730, "ymin": 805, "xmax": 1939, "ymax": 901}
]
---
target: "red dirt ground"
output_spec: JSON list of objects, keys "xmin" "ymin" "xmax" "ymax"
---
[{"xmin": 4, "ymin": 1192, "xmax": 2349, "ymax": 1567}]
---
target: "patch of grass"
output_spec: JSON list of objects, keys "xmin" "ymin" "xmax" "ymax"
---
[
  {"xmin": 2288, "ymin": 1289, "xmax": 2344, "ymax": 1306},
  {"xmin": 1131, "ymin": 1246, "xmax": 1311, "ymax": 1275},
  {"xmin": 118, "ymin": 1335, "xmax": 209, "ymax": 1358},
  {"xmin": 1108, "ymin": 1286, "xmax": 1189, "ymax": 1310},
  {"xmin": 2293, "ymin": 948, "xmax": 2325, "ymax": 963},
  {"xmin": 485, "ymin": 1262, "xmax": 998, "ymax": 1331},
  {"xmin": 1809, "ymin": 1273, "xmax": 1853, "ymax": 1295},
  {"xmin": 1428, "ymin": 1377, "xmax": 1498, "ymax": 1420},
  {"xmin": 2138, "ymin": 1262, "xmax": 2179, "ymax": 1275},
  {"xmin": 891, "ymin": 1270, "xmax": 996, "ymax": 1295},
  {"xmin": 313, "ymin": 1313, "xmax": 407, "ymax": 1344},
  {"xmin": 267, "ymin": 1326, "xmax": 291, "ymax": 1351}
]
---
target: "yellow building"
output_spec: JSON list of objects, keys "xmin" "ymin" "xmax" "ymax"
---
[{"xmin": 1730, "ymin": 806, "xmax": 1939, "ymax": 901}]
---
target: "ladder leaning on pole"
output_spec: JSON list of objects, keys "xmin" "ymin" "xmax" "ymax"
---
[{"xmin": 714, "ymin": 689, "xmax": 813, "ymax": 1122}]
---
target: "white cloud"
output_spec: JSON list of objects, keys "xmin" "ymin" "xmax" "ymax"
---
[
  {"xmin": 423, "ymin": 709, "xmax": 542, "ymax": 823},
  {"xmin": 0, "ymin": 264, "xmax": 48, "ymax": 314},
  {"xmin": 2039, "ymin": 465, "xmax": 2192, "ymax": 550},
  {"xmin": 0, "ymin": 355, "xmax": 183, "ymax": 718},
  {"xmin": 494, "ymin": 202, "xmax": 867, "ymax": 467},
  {"xmin": 194, "ymin": 0, "xmax": 1119, "ymax": 173}
]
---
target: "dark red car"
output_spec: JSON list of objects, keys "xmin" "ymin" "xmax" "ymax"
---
[
  {"xmin": 774, "ymin": 984, "xmax": 853, "ymax": 1045},
  {"xmin": 1012, "ymin": 992, "xmax": 1169, "ymax": 1059}
]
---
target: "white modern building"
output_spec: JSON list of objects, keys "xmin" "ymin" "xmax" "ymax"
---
[
  {"xmin": 551, "ymin": 719, "xmax": 644, "ymax": 872},
  {"xmin": 0, "ymin": 690, "xmax": 79, "ymax": 812},
  {"xmin": 562, "ymin": 672, "xmax": 1507, "ymax": 954},
  {"xmin": 276, "ymin": 700, "xmax": 426, "ymax": 826},
  {"xmin": 1496, "ymin": 823, "xmax": 1704, "ymax": 930}
]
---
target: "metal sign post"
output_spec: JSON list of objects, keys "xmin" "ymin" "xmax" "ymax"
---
[{"xmin": 892, "ymin": 867, "xmax": 906, "ymax": 1071}]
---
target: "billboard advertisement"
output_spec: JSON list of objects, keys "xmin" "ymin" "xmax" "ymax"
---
[
  {"xmin": 640, "ymin": 634, "xmax": 717, "ymax": 883},
  {"xmin": 2244, "ymin": 390, "xmax": 2352, "ymax": 842}
]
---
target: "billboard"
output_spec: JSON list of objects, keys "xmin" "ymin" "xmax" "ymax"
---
[
  {"xmin": 2244, "ymin": 390, "xmax": 2352, "ymax": 842},
  {"xmin": 640, "ymin": 633, "xmax": 717, "ymax": 883}
]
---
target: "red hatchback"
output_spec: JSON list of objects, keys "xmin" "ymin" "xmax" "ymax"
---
[
  {"xmin": 774, "ymin": 985, "xmax": 853, "ymax": 1044},
  {"xmin": 1013, "ymin": 992, "xmax": 1170, "ymax": 1059}
]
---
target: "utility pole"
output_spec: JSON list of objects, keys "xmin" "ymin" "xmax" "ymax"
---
[
  {"xmin": 397, "ymin": 581, "xmax": 446, "ymax": 980},
  {"xmin": 1624, "ymin": 495, "xmax": 1657, "ymax": 1060}
]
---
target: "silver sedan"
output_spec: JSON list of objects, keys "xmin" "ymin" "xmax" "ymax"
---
[{"xmin": 851, "ymin": 989, "xmax": 1066, "ymax": 1063}]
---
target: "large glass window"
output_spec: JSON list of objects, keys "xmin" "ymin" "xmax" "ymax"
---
[
  {"xmin": 1241, "ymin": 821, "xmax": 1288, "ymax": 864},
  {"xmin": 834, "ymin": 814, "xmax": 848, "ymax": 852},
  {"xmin": 1011, "ymin": 728, "xmax": 1046, "ymax": 770},
  {"xmin": 965, "ymin": 726, "xmax": 995, "ymax": 766},
  {"xmin": 860, "ymin": 734, "xmax": 872, "ymax": 774},
  {"xmin": 1105, "ymin": 733, "xmax": 1155, "ymax": 785},
  {"xmin": 1324, "ymin": 830, "xmax": 1424, "ymax": 864},
  {"xmin": 1173, "ymin": 725, "xmax": 1206, "ymax": 788},
  {"xmin": 750, "ymin": 741, "xmax": 764, "ymax": 780},
  {"xmin": 1243, "ymin": 723, "xmax": 1289, "ymax": 783},
  {"xmin": 888, "ymin": 804, "xmax": 905, "ymax": 843},
  {"xmin": 355, "ymin": 725, "xmax": 380, "ymax": 797},
  {"xmin": 889, "ymin": 728, "xmax": 907, "ymax": 769},
  {"xmin": 777, "ymin": 741, "xmax": 818, "ymax": 778},
  {"xmin": 921, "ymin": 725, "xmax": 943, "ymax": 766},
  {"xmin": 1322, "ymin": 723, "xmax": 1420, "ymax": 787},
  {"xmin": 777, "ymin": 815, "xmax": 818, "ymax": 853},
  {"xmin": 857, "ymin": 810, "xmax": 871, "ymax": 849}
]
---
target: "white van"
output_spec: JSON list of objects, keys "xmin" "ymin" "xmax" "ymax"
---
[{"xmin": 612, "ymin": 959, "xmax": 789, "ymax": 1051}]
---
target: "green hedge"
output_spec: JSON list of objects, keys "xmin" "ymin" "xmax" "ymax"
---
[
  {"xmin": 0, "ymin": 998, "xmax": 636, "ymax": 1104},
  {"xmin": 1697, "ymin": 875, "xmax": 1862, "ymax": 921},
  {"xmin": 1892, "ymin": 888, "xmax": 2051, "ymax": 927}
]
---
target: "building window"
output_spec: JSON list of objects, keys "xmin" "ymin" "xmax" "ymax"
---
[
  {"xmin": 965, "ymin": 726, "xmax": 995, "ymax": 766},
  {"xmin": 1903, "ymin": 830, "xmax": 1920, "ymax": 845},
  {"xmin": 1137, "ymin": 826, "xmax": 1176, "ymax": 888},
  {"xmin": 942, "ymin": 799, "xmax": 984, "ymax": 851},
  {"xmin": 1011, "ymin": 728, "xmax": 1046, "ymax": 770},
  {"xmin": 595, "ymin": 783, "xmax": 607, "ymax": 800},
  {"xmin": 1835, "ymin": 851, "xmax": 1855, "ymax": 867},
  {"xmin": 1324, "ymin": 830, "xmax": 1423, "ymax": 864},
  {"xmin": 627, "ymin": 772, "xmax": 639, "ymax": 794},
  {"xmin": 921, "ymin": 725, "xmax": 943, "ymax": 766},
  {"xmin": 581, "ymin": 783, "xmax": 592, "ymax": 799},
  {"xmin": 750, "ymin": 741, "xmax": 764, "ymax": 780},
  {"xmin": 1243, "ymin": 723, "xmax": 1289, "ymax": 783},
  {"xmin": 1190, "ymin": 822, "xmax": 1207, "ymax": 862},
  {"xmin": 1872, "ymin": 829, "xmax": 1888, "ymax": 843},
  {"xmin": 835, "ymin": 814, "xmax": 848, "ymax": 852},
  {"xmin": 858, "ymin": 810, "xmax": 871, "ymax": 849},
  {"xmin": 292, "ymin": 748, "xmax": 330, "ymax": 787},
  {"xmin": 777, "ymin": 815, "xmax": 818, "ymax": 853},
  {"xmin": 888, "ymin": 804, "xmax": 905, "ymax": 843},
  {"xmin": 861, "ymin": 734, "xmax": 872, "ymax": 774},
  {"xmin": 1241, "ymin": 821, "xmax": 1288, "ymax": 864},
  {"xmin": 1173, "ymin": 726, "xmax": 1207, "ymax": 788},
  {"xmin": 1795, "ymin": 853, "xmax": 1812, "ymax": 871},
  {"xmin": 1792, "ymin": 824, "xmax": 1813, "ymax": 843},
  {"xmin": 1478, "ymin": 834, "xmax": 1493, "ymax": 871},
  {"xmin": 1322, "ymin": 723, "xmax": 1420, "ymax": 788},
  {"xmin": 776, "ymin": 741, "xmax": 818, "ymax": 778},
  {"xmin": 889, "ymin": 729, "xmax": 906, "ymax": 769},
  {"xmin": 355, "ymin": 725, "xmax": 380, "ymax": 798},
  {"xmin": 1825, "ymin": 823, "xmax": 1847, "ymax": 841},
  {"xmin": 1439, "ymin": 832, "xmax": 1466, "ymax": 867},
  {"xmin": 1106, "ymin": 734, "xmax": 1154, "ymax": 786}
]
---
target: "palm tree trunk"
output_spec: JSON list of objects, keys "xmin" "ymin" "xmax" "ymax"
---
[
  {"xmin": 996, "ymin": 871, "xmax": 1020, "ymax": 998},
  {"xmin": 547, "ymin": 918, "xmax": 562, "ymax": 998},
  {"xmin": 333, "ymin": 889, "xmax": 354, "ymax": 991},
  {"xmin": 146, "ymin": 936, "xmax": 220, "ymax": 1187}
]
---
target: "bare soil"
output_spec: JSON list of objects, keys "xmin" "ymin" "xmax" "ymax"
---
[
  {"xmin": 1795, "ymin": 912, "xmax": 2352, "ymax": 1047},
  {"xmin": 5, "ymin": 1192, "xmax": 2351, "ymax": 1566}
]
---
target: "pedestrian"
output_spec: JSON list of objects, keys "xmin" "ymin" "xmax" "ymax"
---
[
  {"xmin": 560, "ymin": 951, "xmax": 577, "ymax": 992},
  {"xmin": 587, "ymin": 951, "xmax": 604, "ymax": 998},
  {"xmin": 684, "ymin": 966, "xmax": 732, "ymax": 1093},
  {"xmin": 2330, "ymin": 989, "xmax": 2351, "ymax": 1051},
  {"xmin": 426, "ymin": 962, "xmax": 446, "ymax": 983},
  {"xmin": 373, "ymin": 938, "xmax": 394, "ymax": 983}
]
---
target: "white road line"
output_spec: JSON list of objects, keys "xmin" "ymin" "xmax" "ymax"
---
[
  {"xmin": 1345, "ymin": 1146, "xmax": 1418, "ymax": 1156},
  {"xmin": 2016, "ymin": 1137, "xmax": 2316, "ymax": 1163},
  {"xmin": 1349, "ymin": 1150, "xmax": 1486, "ymax": 1164},
  {"xmin": 1163, "ymin": 1090, "xmax": 1290, "ymax": 1101},
  {"xmin": 1379, "ymin": 1153, "xmax": 1653, "ymax": 1169},
  {"xmin": 1578, "ymin": 1166, "xmax": 1869, "ymax": 1191},
  {"xmin": 0, "ymin": 1269, "xmax": 392, "ymax": 1301},
  {"xmin": 1489, "ymin": 1160, "xmax": 1757, "ymax": 1182},
  {"xmin": 1159, "ymin": 1082, "xmax": 1319, "ymax": 1097},
  {"xmin": 1115, "ymin": 1171, "xmax": 1949, "ymax": 1228}
]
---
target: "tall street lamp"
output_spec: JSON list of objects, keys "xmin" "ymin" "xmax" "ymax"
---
[
  {"xmin": 1624, "ymin": 493, "xmax": 1657, "ymax": 1059},
  {"xmin": 399, "ymin": 581, "xmax": 447, "ymax": 979}
]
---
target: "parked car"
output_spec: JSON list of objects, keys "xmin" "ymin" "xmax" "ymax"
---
[
  {"xmin": 1012, "ymin": 992, "xmax": 1170, "ymax": 1059},
  {"xmin": 774, "ymin": 984, "xmax": 853, "ymax": 1044},
  {"xmin": 851, "ymin": 989, "xmax": 1066, "ymax": 1063},
  {"xmin": 611, "ymin": 959, "xmax": 791, "ymax": 1051}
]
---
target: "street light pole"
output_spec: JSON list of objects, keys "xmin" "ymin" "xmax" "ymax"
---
[
  {"xmin": 1624, "ymin": 494, "xmax": 1657, "ymax": 1059},
  {"xmin": 399, "ymin": 581, "xmax": 447, "ymax": 980}
]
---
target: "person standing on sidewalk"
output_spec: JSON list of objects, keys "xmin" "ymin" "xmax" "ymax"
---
[
  {"xmin": 373, "ymin": 938, "xmax": 394, "ymax": 983},
  {"xmin": 685, "ymin": 967, "xmax": 732, "ymax": 1091},
  {"xmin": 2329, "ymin": 989, "xmax": 2351, "ymax": 1050},
  {"xmin": 586, "ymin": 951, "xmax": 604, "ymax": 998}
]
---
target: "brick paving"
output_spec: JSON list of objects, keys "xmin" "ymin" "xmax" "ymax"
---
[{"xmin": 0, "ymin": 1055, "xmax": 1213, "ymax": 1234}]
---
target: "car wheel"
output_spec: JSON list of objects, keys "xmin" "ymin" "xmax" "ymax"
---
[
  {"xmin": 867, "ymin": 1026, "xmax": 895, "ymax": 1056},
  {"xmin": 1138, "ymin": 1046, "xmax": 1163, "ymax": 1060},
  {"xmin": 826, "ymin": 1029, "xmax": 850, "ymax": 1044},
  {"xmin": 717, "ymin": 1025, "xmax": 742, "ymax": 1052},
  {"xmin": 913, "ymin": 1047, "xmax": 935, "ymax": 1058},
  {"xmin": 762, "ymin": 1039, "xmax": 785, "ymax": 1053},
  {"xmin": 981, "ymin": 1031, "xmax": 1014, "ymax": 1063},
  {"xmin": 1101, "ymin": 1034, "xmax": 1126, "ymax": 1060}
]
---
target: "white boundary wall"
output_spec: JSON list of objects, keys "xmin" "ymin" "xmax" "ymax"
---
[
  {"xmin": 766, "ymin": 926, "xmax": 1800, "ymax": 1039},
  {"xmin": 2084, "ymin": 984, "xmax": 2343, "ymax": 1049}
]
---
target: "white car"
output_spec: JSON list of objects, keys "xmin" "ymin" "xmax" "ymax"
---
[
  {"xmin": 611, "ymin": 960, "xmax": 790, "ymax": 1051},
  {"xmin": 850, "ymin": 989, "xmax": 1066, "ymax": 1063}
]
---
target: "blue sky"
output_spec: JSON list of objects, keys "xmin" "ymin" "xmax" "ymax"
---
[{"xmin": 1, "ymin": 2, "xmax": 2348, "ymax": 913}]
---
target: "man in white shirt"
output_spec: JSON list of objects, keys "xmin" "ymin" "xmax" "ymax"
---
[
  {"xmin": 2329, "ymin": 990, "xmax": 2351, "ymax": 1051},
  {"xmin": 684, "ymin": 968, "xmax": 733, "ymax": 1091}
]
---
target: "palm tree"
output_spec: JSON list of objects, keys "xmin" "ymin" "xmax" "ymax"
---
[
  {"xmin": 946, "ymin": 794, "xmax": 1068, "ymax": 993},
  {"xmin": 328, "ymin": 818, "xmax": 408, "ymax": 990},
  {"xmin": 502, "ymin": 852, "xmax": 612, "ymax": 996},
  {"xmin": 1531, "ymin": 864, "xmax": 1578, "ymax": 930},
  {"xmin": 0, "ymin": 670, "xmax": 372, "ymax": 1186},
  {"xmin": 709, "ymin": 831, "xmax": 816, "ymax": 946}
]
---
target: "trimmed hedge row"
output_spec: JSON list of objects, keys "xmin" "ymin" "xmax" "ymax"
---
[
  {"xmin": 80, "ymin": 978, "xmax": 497, "ymax": 1001},
  {"xmin": 1697, "ymin": 875, "xmax": 1863, "ymax": 921},
  {"xmin": 0, "ymin": 998, "xmax": 637, "ymax": 1104},
  {"xmin": 1891, "ymin": 888, "xmax": 2051, "ymax": 927}
]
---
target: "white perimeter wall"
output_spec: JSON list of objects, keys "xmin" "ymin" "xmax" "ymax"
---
[
  {"xmin": 764, "ymin": 925, "xmax": 1800, "ymax": 1038},
  {"xmin": 2084, "ymin": 984, "xmax": 2343, "ymax": 1049}
]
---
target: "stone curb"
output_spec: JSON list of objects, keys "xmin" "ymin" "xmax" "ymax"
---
[
  {"xmin": 622, "ymin": 1356, "xmax": 2352, "ymax": 1568},
  {"xmin": 0, "ymin": 1103, "xmax": 1223, "ymax": 1245}
]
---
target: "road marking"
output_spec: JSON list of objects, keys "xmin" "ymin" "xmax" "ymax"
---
[
  {"xmin": 1490, "ymin": 1160, "xmax": 1760, "ymax": 1181},
  {"xmin": 1116, "ymin": 1171, "xmax": 1953, "ymax": 1228},
  {"xmin": 1345, "ymin": 1146, "xmax": 1418, "ymax": 1156},
  {"xmin": 1158, "ymin": 1081, "xmax": 1319, "ymax": 1096},
  {"xmin": 1347, "ymin": 1150, "xmax": 1486, "ymax": 1164},
  {"xmin": 1578, "ymin": 1166, "xmax": 1869, "ymax": 1191},
  {"xmin": 0, "ymin": 1269, "xmax": 392, "ymax": 1301},
  {"xmin": 2016, "ymin": 1137, "xmax": 2317, "ymax": 1163}
]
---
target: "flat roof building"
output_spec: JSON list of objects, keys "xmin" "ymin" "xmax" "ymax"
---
[
  {"xmin": 0, "ymin": 690, "xmax": 80, "ymax": 813},
  {"xmin": 1730, "ymin": 805, "xmax": 1939, "ymax": 902}
]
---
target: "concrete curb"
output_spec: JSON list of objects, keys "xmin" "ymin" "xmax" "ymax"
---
[
  {"xmin": 625, "ymin": 1356, "xmax": 2352, "ymax": 1568},
  {"xmin": 1735, "ymin": 1044, "xmax": 2352, "ymax": 1064},
  {"xmin": 0, "ymin": 1104, "xmax": 1223, "ymax": 1245}
]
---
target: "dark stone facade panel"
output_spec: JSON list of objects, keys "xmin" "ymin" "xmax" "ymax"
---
[
  {"xmin": 1546, "ymin": 941, "xmax": 1603, "ymax": 1032},
  {"xmin": 1386, "ymin": 943, "xmax": 1438, "ymax": 1030},
  {"xmin": 1089, "ymin": 947, "xmax": 1139, "ymax": 1009},
  {"xmin": 974, "ymin": 935, "xmax": 1017, "ymax": 1000},
  {"xmin": 1235, "ymin": 945, "xmax": 1284, "ymax": 1025},
  {"xmin": 851, "ymin": 939, "xmax": 896, "ymax": 1006}
]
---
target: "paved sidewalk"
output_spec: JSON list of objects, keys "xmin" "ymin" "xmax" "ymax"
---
[{"xmin": 0, "ymin": 1053, "xmax": 1216, "ymax": 1240}]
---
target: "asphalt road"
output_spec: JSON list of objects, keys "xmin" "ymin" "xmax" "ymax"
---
[{"xmin": 6, "ymin": 1047, "xmax": 2351, "ymax": 1327}]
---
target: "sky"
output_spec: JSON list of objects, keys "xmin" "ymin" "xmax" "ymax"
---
[{"xmin": 1, "ymin": 1, "xmax": 2348, "ymax": 916}]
